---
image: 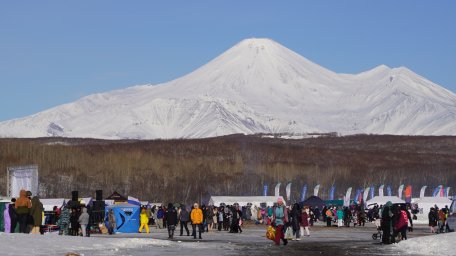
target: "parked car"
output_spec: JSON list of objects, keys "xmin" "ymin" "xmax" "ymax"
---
[{"xmin": 447, "ymin": 198, "xmax": 456, "ymax": 232}]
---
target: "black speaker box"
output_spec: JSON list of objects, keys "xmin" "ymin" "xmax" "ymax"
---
[
  {"xmin": 96, "ymin": 190, "xmax": 103, "ymax": 201},
  {"xmin": 71, "ymin": 191, "xmax": 78, "ymax": 201}
]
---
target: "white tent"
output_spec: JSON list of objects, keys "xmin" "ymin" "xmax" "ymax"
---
[
  {"xmin": 208, "ymin": 196, "xmax": 285, "ymax": 208},
  {"xmin": 366, "ymin": 196, "xmax": 405, "ymax": 208},
  {"xmin": 412, "ymin": 197, "xmax": 452, "ymax": 224},
  {"xmin": 41, "ymin": 198, "xmax": 65, "ymax": 212}
]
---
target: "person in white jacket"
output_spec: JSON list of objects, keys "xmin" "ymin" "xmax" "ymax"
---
[{"xmin": 78, "ymin": 207, "xmax": 90, "ymax": 237}]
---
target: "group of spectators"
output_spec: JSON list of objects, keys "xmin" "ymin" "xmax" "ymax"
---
[
  {"xmin": 4, "ymin": 189, "xmax": 43, "ymax": 234},
  {"xmin": 428, "ymin": 206, "xmax": 451, "ymax": 234}
]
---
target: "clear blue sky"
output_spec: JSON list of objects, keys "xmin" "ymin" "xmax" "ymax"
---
[{"xmin": 1, "ymin": 1, "xmax": 455, "ymax": 121}]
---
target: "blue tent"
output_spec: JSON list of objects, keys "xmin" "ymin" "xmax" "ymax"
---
[{"xmin": 105, "ymin": 203, "xmax": 140, "ymax": 233}]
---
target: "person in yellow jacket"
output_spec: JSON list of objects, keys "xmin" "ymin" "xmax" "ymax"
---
[
  {"xmin": 139, "ymin": 208, "xmax": 150, "ymax": 233},
  {"xmin": 190, "ymin": 203, "xmax": 203, "ymax": 239}
]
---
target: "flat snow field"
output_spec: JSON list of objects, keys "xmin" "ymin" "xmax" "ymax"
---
[{"xmin": 0, "ymin": 223, "xmax": 452, "ymax": 256}]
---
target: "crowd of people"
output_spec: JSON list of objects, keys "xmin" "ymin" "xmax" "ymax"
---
[
  {"xmin": 4, "ymin": 189, "xmax": 44, "ymax": 234},
  {"xmin": 137, "ymin": 202, "xmax": 246, "ymax": 239},
  {"xmin": 3, "ymin": 192, "xmax": 453, "ymax": 248}
]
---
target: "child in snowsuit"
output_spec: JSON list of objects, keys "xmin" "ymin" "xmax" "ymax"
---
[
  {"xmin": 139, "ymin": 208, "xmax": 150, "ymax": 233},
  {"xmin": 58, "ymin": 206, "xmax": 70, "ymax": 235}
]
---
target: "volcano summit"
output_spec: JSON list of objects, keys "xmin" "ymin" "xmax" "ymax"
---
[{"xmin": 1, "ymin": 38, "xmax": 456, "ymax": 139}]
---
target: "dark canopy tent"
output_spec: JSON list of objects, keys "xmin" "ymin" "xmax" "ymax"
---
[
  {"xmin": 300, "ymin": 196, "xmax": 325, "ymax": 209},
  {"xmin": 106, "ymin": 191, "xmax": 128, "ymax": 203}
]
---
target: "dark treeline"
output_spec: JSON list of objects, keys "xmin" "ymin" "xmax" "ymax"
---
[{"xmin": 0, "ymin": 134, "xmax": 455, "ymax": 204}]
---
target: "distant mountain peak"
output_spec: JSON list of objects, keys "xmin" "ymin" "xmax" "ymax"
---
[{"xmin": 1, "ymin": 38, "xmax": 455, "ymax": 139}]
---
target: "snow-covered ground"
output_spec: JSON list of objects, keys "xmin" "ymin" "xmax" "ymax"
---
[
  {"xmin": 392, "ymin": 232, "xmax": 455, "ymax": 256},
  {"xmin": 0, "ymin": 224, "xmax": 451, "ymax": 256}
]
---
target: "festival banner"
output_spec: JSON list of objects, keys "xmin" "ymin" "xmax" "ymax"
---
[
  {"xmin": 329, "ymin": 186, "xmax": 336, "ymax": 200},
  {"xmin": 344, "ymin": 187, "xmax": 352, "ymax": 207},
  {"xmin": 379, "ymin": 185, "xmax": 384, "ymax": 197},
  {"xmin": 286, "ymin": 183, "xmax": 292, "ymax": 201},
  {"xmin": 433, "ymin": 185, "xmax": 442, "ymax": 197},
  {"xmin": 263, "ymin": 185, "xmax": 268, "ymax": 196},
  {"xmin": 363, "ymin": 187, "xmax": 370, "ymax": 204},
  {"xmin": 445, "ymin": 187, "xmax": 451, "ymax": 197},
  {"xmin": 274, "ymin": 183, "xmax": 281, "ymax": 197},
  {"xmin": 387, "ymin": 185, "xmax": 392, "ymax": 196},
  {"xmin": 419, "ymin": 186, "xmax": 427, "ymax": 198},
  {"xmin": 440, "ymin": 186, "xmax": 445, "ymax": 197},
  {"xmin": 301, "ymin": 185, "xmax": 308, "ymax": 202},
  {"xmin": 354, "ymin": 189, "xmax": 362, "ymax": 204},
  {"xmin": 398, "ymin": 184, "xmax": 405, "ymax": 199},
  {"xmin": 370, "ymin": 186, "xmax": 375, "ymax": 200},
  {"xmin": 314, "ymin": 184, "xmax": 321, "ymax": 197},
  {"xmin": 404, "ymin": 185, "xmax": 412, "ymax": 203}
]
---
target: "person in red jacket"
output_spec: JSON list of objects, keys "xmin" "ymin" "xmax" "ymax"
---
[
  {"xmin": 393, "ymin": 205, "xmax": 409, "ymax": 241},
  {"xmin": 300, "ymin": 206, "xmax": 310, "ymax": 237}
]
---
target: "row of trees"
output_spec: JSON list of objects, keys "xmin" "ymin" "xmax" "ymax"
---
[{"xmin": 0, "ymin": 134, "xmax": 455, "ymax": 204}]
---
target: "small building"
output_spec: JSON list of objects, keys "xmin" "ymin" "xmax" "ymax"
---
[{"xmin": 106, "ymin": 191, "xmax": 128, "ymax": 204}]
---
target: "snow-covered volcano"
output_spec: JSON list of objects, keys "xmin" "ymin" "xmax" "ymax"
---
[{"xmin": 1, "ymin": 38, "xmax": 456, "ymax": 139}]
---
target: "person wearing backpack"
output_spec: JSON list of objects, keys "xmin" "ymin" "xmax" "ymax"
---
[{"xmin": 325, "ymin": 207, "xmax": 333, "ymax": 227}]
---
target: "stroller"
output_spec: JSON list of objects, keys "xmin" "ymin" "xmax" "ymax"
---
[{"xmin": 372, "ymin": 226, "xmax": 383, "ymax": 240}]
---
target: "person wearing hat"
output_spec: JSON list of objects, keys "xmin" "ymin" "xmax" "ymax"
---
[
  {"xmin": 272, "ymin": 198, "xmax": 288, "ymax": 246},
  {"xmin": 190, "ymin": 203, "xmax": 203, "ymax": 239}
]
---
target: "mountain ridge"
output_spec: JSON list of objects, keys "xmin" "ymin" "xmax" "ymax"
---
[{"xmin": 1, "ymin": 38, "xmax": 456, "ymax": 139}]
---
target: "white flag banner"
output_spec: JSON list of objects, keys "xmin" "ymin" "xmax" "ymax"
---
[
  {"xmin": 7, "ymin": 165, "xmax": 39, "ymax": 198},
  {"xmin": 363, "ymin": 187, "xmax": 370, "ymax": 203},
  {"xmin": 379, "ymin": 185, "xmax": 384, "ymax": 197},
  {"xmin": 314, "ymin": 184, "xmax": 320, "ymax": 197},
  {"xmin": 398, "ymin": 184, "xmax": 405, "ymax": 199},
  {"xmin": 275, "ymin": 183, "xmax": 281, "ymax": 197},
  {"xmin": 419, "ymin": 186, "xmax": 427, "ymax": 198},
  {"xmin": 344, "ymin": 187, "xmax": 352, "ymax": 207},
  {"xmin": 286, "ymin": 183, "xmax": 292, "ymax": 201}
]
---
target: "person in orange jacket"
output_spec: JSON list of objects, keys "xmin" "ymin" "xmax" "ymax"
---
[
  {"xmin": 15, "ymin": 189, "xmax": 31, "ymax": 233},
  {"xmin": 190, "ymin": 203, "xmax": 203, "ymax": 239}
]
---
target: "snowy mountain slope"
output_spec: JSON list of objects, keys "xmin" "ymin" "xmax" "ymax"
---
[{"xmin": 0, "ymin": 38, "xmax": 455, "ymax": 139}]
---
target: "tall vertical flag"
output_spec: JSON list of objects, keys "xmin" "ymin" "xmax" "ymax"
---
[
  {"xmin": 379, "ymin": 185, "xmax": 384, "ymax": 197},
  {"xmin": 286, "ymin": 183, "xmax": 292, "ymax": 201},
  {"xmin": 314, "ymin": 184, "xmax": 321, "ymax": 197},
  {"xmin": 440, "ymin": 186, "xmax": 445, "ymax": 197},
  {"xmin": 445, "ymin": 187, "xmax": 451, "ymax": 197},
  {"xmin": 274, "ymin": 183, "xmax": 281, "ymax": 197},
  {"xmin": 398, "ymin": 184, "xmax": 405, "ymax": 199},
  {"xmin": 419, "ymin": 186, "xmax": 427, "ymax": 198},
  {"xmin": 354, "ymin": 189, "xmax": 362, "ymax": 204},
  {"xmin": 433, "ymin": 185, "xmax": 442, "ymax": 197},
  {"xmin": 363, "ymin": 187, "xmax": 370, "ymax": 204},
  {"xmin": 405, "ymin": 185, "xmax": 412, "ymax": 203},
  {"xmin": 301, "ymin": 185, "xmax": 308, "ymax": 202},
  {"xmin": 370, "ymin": 186, "xmax": 375, "ymax": 200},
  {"xmin": 263, "ymin": 185, "xmax": 268, "ymax": 196},
  {"xmin": 329, "ymin": 186, "xmax": 336, "ymax": 200},
  {"xmin": 387, "ymin": 185, "xmax": 392, "ymax": 196},
  {"xmin": 344, "ymin": 187, "xmax": 352, "ymax": 207}
]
